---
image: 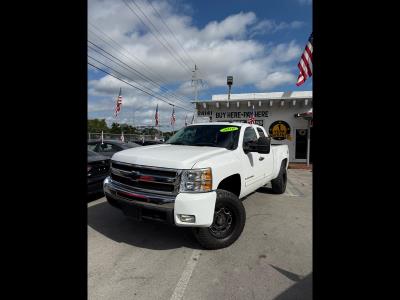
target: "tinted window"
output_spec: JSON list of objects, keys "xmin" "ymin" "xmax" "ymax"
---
[
  {"xmin": 99, "ymin": 143, "xmax": 122, "ymax": 153},
  {"xmin": 243, "ymin": 127, "xmax": 258, "ymax": 145},
  {"xmin": 88, "ymin": 143, "xmax": 98, "ymax": 151},
  {"xmin": 88, "ymin": 150, "xmax": 98, "ymax": 157},
  {"xmin": 256, "ymin": 127, "xmax": 266, "ymax": 138}
]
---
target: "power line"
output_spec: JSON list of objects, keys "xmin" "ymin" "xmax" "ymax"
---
[
  {"xmin": 130, "ymin": 0, "xmax": 193, "ymax": 73},
  {"xmin": 89, "ymin": 23, "xmax": 175, "ymax": 86},
  {"xmin": 89, "ymin": 21, "xmax": 204, "ymax": 101},
  {"xmin": 122, "ymin": 0, "xmax": 192, "ymax": 75},
  {"xmin": 88, "ymin": 41, "xmax": 191, "ymax": 108},
  {"xmin": 88, "ymin": 59, "xmax": 193, "ymax": 112},
  {"xmin": 144, "ymin": 0, "xmax": 207, "ymax": 82},
  {"xmin": 145, "ymin": 0, "xmax": 196, "ymax": 67},
  {"xmin": 88, "ymin": 50, "xmax": 177, "ymax": 108},
  {"xmin": 88, "ymin": 24, "xmax": 192, "ymax": 101}
]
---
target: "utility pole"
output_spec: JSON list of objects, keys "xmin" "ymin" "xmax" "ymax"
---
[
  {"xmin": 191, "ymin": 65, "xmax": 204, "ymax": 102},
  {"xmin": 191, "ymin": 65, "xmax": 204, "ymax": 124}
]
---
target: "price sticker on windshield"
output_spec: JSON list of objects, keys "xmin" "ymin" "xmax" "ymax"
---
[{"xmin": 220, "ymin": 126, "xmax": 239, "ymax": 133}]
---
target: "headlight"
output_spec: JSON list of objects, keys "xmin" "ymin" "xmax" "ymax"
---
[{"xmin": 179, "ymin": 168, "xmax": 212, "ymax": 193}]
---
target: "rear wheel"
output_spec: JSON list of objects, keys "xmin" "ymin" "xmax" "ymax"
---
[
  {"xmin": 193, "ymin": 189, "xmax": 246, "ymax": 250},
  {"xmin": 271, "ymin": 163, "xmax": 287, "ymax": 194}
]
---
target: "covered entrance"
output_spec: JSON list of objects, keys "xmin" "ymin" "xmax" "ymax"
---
[{"xmin": 294, "ymin": 108, "xmax": 313, "ymax": 166}]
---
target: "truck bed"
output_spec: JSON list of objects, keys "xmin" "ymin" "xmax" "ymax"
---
[{"xmin": 270, "ymin": 144, "xmax": 289, "ymax": 178}]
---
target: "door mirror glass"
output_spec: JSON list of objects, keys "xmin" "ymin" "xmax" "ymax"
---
[
  {"xmin": 255, "ymin": 136, "xmax": 271, "ymax": 154},
  {"xmin": 243, "ymin": 139, "xmax": 270, "ymax": 154}
]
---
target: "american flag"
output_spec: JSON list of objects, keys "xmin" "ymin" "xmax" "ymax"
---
[
  {"xmin": 247, "ymin": 105, "xmax": 256, "ymax": 124},
  {"xmin": 170, "ymin": 106, "xmax": 176, "ymax": 125},
  {"xmin": 296, "ymin": 33, "xmax": 313, "ymax": 86},
  {"xmin": 114, "ymin": 88, "xmax": 123, "ymax": 117},
  {"xmin": 155, "ymin": 104, "xmax": 159, "ymax": 126}
]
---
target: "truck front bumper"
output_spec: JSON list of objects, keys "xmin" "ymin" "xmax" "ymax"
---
[{"xmin": 103, "ymin": 177, "xmax": 216, "ymax": 227}]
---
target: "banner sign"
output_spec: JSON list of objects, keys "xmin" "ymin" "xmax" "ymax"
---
[{"xmin": 215, "ymin": 111, "xmax": 269, "ymax": 119}]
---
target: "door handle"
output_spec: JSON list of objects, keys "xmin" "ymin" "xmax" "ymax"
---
[{"xmin": 259, "ymin": 157, "xmax": 265, "ymax": 161}]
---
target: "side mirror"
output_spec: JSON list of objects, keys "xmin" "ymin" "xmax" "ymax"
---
[
  {"xmin": 256, "ymin": 136, "xmax": 270, "ymax": 154},
  {"xmin": 243, "ymin": 137, "xmax": 270, "ymax": 154}
]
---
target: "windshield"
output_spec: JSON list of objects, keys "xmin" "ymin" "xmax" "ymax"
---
[{"xmin": 166, "ymin": 125, "xmax": 240, "ymax": 150}]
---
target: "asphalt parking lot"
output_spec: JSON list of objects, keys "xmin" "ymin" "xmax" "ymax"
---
[{"xmin": 88, "ymin": 169, "xmax": 312, "ymax": 300}]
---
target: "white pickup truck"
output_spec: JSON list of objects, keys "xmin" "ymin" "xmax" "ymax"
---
[{"xmin": 103, "ymin": 122, "xmax": 289, "ymax": 249}]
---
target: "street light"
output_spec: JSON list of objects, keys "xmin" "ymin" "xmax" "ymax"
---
[{"xmin": 227, "ymin": 76, "xmax": 233, "ymax": 100}]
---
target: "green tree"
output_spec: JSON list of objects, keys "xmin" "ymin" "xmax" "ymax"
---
[
  {"xmin": 88, "ymin": 119, "xmax": 109, "ymax": 133},
  {"xmin": 109, "ymin": 122, "xmax": 122, "ymax": 134}
]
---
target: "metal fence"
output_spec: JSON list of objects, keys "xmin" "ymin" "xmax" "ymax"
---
[{"xmin": 88, "ymin": 133, "xmax": 164, "ymax": 142}]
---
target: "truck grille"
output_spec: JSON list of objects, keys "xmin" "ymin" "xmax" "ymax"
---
[{"xmin": 110, "ymin": 161, "xmax": 181, "ymax": 195}]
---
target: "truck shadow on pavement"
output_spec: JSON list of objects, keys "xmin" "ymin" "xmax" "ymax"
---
[
  {"xmin": 87, "ymin": 192, "xmax": 105, "ymax": 203},
  {"xmin": 88, "ymin": 201, "xmax": 202, "ymax": 250},
  {"xmin": 273, "ymin": 273, "xmax": 312, "ymax": 300},
  {"xmin": 255, "ymin": 186, "xmax": 275, "ymax": 194}
]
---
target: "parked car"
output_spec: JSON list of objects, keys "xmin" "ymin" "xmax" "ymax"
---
[
  {"xmin": 88, "ymin": 139, "xmax": 141, "ymax": 158},
  {"xmin": 142, "ymin": 140, "xmax": 164, "ymax": 146},
  {"xmin": 88, "ymin": 150, "xmax": 110, "ymax": 195},
  {"xmin": 132, "ymin": 140, "xmax": 164, "ymax": 146},
  {"xmin": 103, "ymin": 122, "xmax": 289, "ymax": 249}
]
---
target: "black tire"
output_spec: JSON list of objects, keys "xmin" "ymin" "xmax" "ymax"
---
[
  {"xmin": 193, "ymin": 189, "xmax": 246, "ymax": 250},
  {"xmin": 271, "ymin": 163, "xmax": 287, "ymax": 194}
]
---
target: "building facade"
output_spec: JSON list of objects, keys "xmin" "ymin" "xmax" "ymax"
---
[{"xmin": 192, "ymin": 91, "xmax": 312, "ymax": 163}]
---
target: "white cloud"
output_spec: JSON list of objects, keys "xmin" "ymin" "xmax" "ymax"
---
[
  {"xmin": 256, "ymin": 72, "xmax": 297, "ymax": 89},
  {"xmin": 250, "ymin": 20, "xmax": 304, "ymax": 37},
  {"xmin": 88, "ymin": 0, "xmax": 305, "ymax": 126},
  {"xmin": 200, "ymin": 12, "xmax": 257, "ymax": 41}
]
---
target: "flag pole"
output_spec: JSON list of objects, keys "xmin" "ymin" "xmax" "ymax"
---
[{"xmin": 307, "ymin": 120, "xmax": 311, "ymax": 166}]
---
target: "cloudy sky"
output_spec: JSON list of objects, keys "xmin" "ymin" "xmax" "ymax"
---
[{"xmin": 88, "ymin": 0, "xmax": 312, "ymax": 130}]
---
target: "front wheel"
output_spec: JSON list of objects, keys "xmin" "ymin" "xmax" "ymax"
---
[{"xmin": 193, "ymin": 189, "xmax": 246, "ymax": 250}]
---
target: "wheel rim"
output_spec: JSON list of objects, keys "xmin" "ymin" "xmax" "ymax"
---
[{"xmin": 209, "ymin": 205, "xmax": 235, "ymax": 239}]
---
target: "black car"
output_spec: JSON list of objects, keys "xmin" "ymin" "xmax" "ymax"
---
[
  {"xmin": 88, "ymin": 150, "xmax": 110, "ymax": 195},
  {"xmin": 88, "ymin": 139, "xmax": 141, "ymax": 158}
]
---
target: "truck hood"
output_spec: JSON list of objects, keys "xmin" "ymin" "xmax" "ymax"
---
[{"xmin": 111, "ymin": 144, "xmax": 228, "ymax": 169}]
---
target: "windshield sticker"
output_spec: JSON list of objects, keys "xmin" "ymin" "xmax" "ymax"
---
[{"xmin": 220, "ymin": 126, "xmax": 239, "ymax": 132}]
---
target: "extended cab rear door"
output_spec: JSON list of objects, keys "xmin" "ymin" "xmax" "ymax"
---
[
  {"xmin": 256, "ymin": 126, "xmax": 273, "ymax": 180},
  {"xmin": 241, "ymin": 127, "xmax": 265, "ymax": 189}
]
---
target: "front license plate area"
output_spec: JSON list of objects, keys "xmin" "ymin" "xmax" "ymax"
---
[{"xmin": 122, "ymin": 205, "xmax": 142, "ymax": 221}]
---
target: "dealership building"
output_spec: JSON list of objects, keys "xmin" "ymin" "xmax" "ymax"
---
[{"xmin": 192, "ymin": 91, "xmax": 313, "ymax": 163}]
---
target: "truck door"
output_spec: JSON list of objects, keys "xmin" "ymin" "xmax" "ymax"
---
[
  {"xmin": 256, "ymin": 127, "xmax": 273, "ymax": 181},
  {"xmin": 241, "ymin": 127, "xmax": 265, "ymax": 190}
]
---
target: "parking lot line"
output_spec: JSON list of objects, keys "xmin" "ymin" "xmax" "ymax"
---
[
  {"xmin": 170, "ymin": 249, "xmax": 202, "ymax": 300},
  {"xmin": 285, "ymin": 179, "xmax": 303, "ymax": 197}
]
